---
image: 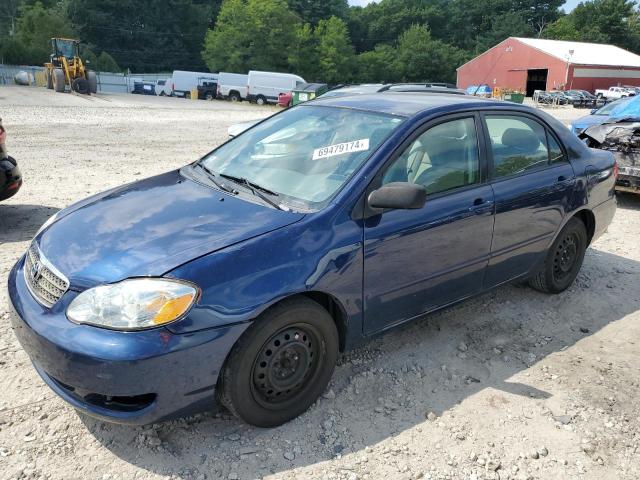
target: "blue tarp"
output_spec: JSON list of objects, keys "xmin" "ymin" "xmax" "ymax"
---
[
  {"xmin": 466, "ymin": 84, "xmax": 492, "ymax": 95},
  {"xmin": 609, "ymin": 95, "xmax": 640, "ymax": 120}
]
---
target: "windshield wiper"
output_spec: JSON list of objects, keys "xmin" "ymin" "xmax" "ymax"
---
[
  {"xmin": 219, "ymin": 173, "xmax": 286, "ymax": 211},
  {"xmin": 194, "ymin": 163, "xmax": 235, "ymax": 194}
]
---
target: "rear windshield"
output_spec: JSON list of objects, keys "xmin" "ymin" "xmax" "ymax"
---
[{"xmin": 200, "ymin": 105, "xmax": 404, "ymax": 209}]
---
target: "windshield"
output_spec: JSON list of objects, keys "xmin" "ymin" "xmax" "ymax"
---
[
  {"xmin": 56, "ymin": 40, "xmax": 76, "ymax": 58},
  {"xmin": 199, "ymin": 105, "xmax": 404, "ymax": 208},
  {"xmin": 596, "ymin": 97, "xmax": 631, "ymax": 115}
]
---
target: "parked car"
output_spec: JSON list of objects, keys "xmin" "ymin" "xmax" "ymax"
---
[
  {"xmin": 319, "ymin": 84, "xmax": 389, "ymax": 98},
  {"xmin": 595, "ymin": 86, "xmax": 635, "ymax": 100},
  {"xmin": 569, "ymin": 97, "xmax": 632, "ymax": 135},
  {"xmin": 564, "ymin": 89, "xmax": 597, "ymax": 108},
  {"xmin": 0, "ymin": 124, "xmax": 22, "ymax": 201},
  {"xmin": 247, "ymin": 70, "xmax": 305, "ymax": 105},
  {"xmin": 169, "ymin": 70, "xmax": 218, "ymax": 98},
  {"xmin": 277, "ymin": 91, "xmax": 292, "ymax": 107},
  {"xmin": 197, "ymin": 79, "xmax": 218, "ymax": 100},
  {"xmin": 383, "ymin": 83, "xmax": 467, "ymax": 95},
  {"xmin": 154, "ymin": 79, "xmax": 169, "ymax": 96},
  {"xmin": 217, "ymin": 72, "xmax": 248, "ymax": 102},
  {"xmin": 9, "ymin": 94, "xmax": 616, "ymax": 428},
  {"xmin": 131, "ymin": 81, "xmax": 156, "ymax": 95}
]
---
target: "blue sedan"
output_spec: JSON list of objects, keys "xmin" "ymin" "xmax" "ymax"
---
[{"xmin": 8, "ymin": 93, "xmax": 617, "ymax": 427}]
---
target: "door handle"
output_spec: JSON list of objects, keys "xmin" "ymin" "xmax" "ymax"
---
[{"xmin": 468, "ymin": 198, "xmax": 494, "ymax": 214}]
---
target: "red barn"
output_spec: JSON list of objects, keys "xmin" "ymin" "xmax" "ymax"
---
[{"xmin": 457, "ymin": 37, "xmax": 640, "ymax": 96}]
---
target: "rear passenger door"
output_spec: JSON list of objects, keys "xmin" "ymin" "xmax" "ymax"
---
[{"xmin": 481, "ymin": 112, "xmax": 576, "ymax": 288}]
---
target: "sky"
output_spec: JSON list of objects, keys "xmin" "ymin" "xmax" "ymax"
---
[{"xmin": 348, "ymin": 0, "xmax": 582, "ymax": 11}]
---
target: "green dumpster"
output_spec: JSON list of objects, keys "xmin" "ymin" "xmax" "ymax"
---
[
  {"xmin": 292, "ymin": 83, "xmax": 328, "ymax": 106},
  {"xmin": 503, "ymin": 93, "xmax": 525, "ymax": 104}
]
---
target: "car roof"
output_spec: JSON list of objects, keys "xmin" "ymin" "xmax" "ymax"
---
[{"xmin": 310, "ymin": 92, "xmax": 503, "ymax": 117}]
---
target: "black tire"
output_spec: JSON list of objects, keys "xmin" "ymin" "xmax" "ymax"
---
[
  {"xmin": 87, "ymin": 70, "xmax": 97, "ymax": 94},
  {"xmin": 71, "ymin": 78, "xmax": 89, "ymax": 94},
  {"xmin": 184, "ymin": 91, "xmax": 191, "ymax": 99},
  {"xmin": 229, "ymin": 92, "xmax": 241, "ymax": 102},
  {"xmin": 159, "ymin": 91, "xmax": 165, "ymax": 96},
  {"xmin": 218, "ymin": 297, "xmax": 338, "ymax": 427},
  {"xmin": 529, "ymin": 217, "xmax": 587, "ymax": 294},
  {"xmin": 256, "ymin": 95, "xmax": 267, "ymax": 106},
  {"xmin": 53, "ymin": 68, "xmax": 65, "ymax": 92},
  {"xmin": 45, "ymin": 70, "xmax": 53, "ymax": 89},
  {"xmin": 205, "ymin": 92, "xmax": 214, "ymax": 101}
]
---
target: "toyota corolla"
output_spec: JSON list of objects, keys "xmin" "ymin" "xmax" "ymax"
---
[{"xmin": 8, "ymin": 93, "xmax": 616, "ymax": 427}]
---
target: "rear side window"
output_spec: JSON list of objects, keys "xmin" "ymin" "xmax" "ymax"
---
[{"xmin": 485, "ymin": 116, "xmax": 550, "ymax": 178}]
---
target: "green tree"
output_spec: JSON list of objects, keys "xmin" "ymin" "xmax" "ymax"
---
[
  {"xmin": 289, "ymin": 23, "xmax": 320, "ymax": 81},
  {"xmin": 97, "ymin": 51, "xmax": 120, "ymax": 71},
  {"xmin": 355, "ymin": 44, "xmax": 399, "ymax": 83},
  {"xmin": 394, "ymin": 24, "xmax": 465, "ymax": 83},
  {"xmin": 15, "ymin": 1, "xmax": 74, "ymax": 64},
  {"xmin": 475, "ymin": 11, "xmax": 533, "ymax": 53},
  {"xmin": 315, "ymin": 16, "xmax": 354, "ymax": 83},
  {"xmin": 287, "ymin": 0, "xmax": 348, "ymax": 25},
  {"xmin": 68, "ymin": 0, "xmax": 211, "ymax": 72},
  {"xmin": 203, "ymin": 0, "xmax": 299, "ymax": 73}
]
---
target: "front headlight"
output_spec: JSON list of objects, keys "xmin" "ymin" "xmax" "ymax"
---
[{"xmin": 67, "ymin": 278, "xmax": 199, "ymax": 331}]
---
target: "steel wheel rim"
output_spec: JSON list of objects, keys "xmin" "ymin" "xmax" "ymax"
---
[
  {"xmin": 251, "ymin": 323, "xmax": 321, "ymax": 409},
  {"xmin": 553, "ymin": 232, "xmax": 579, "ymax": 282}
]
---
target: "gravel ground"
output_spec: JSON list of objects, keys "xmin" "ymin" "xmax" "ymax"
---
[{"xmin": 1, "ymin": 87, "xmax": 639, "ymax": 480}]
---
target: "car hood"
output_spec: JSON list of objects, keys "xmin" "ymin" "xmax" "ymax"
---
[
  {"xmin": 573, "ymin": 114, "xmax": 606, "ymax": 131},
  {"xmin": 36, "ymin": 169, "xmax": 304, "ymax": 288}
]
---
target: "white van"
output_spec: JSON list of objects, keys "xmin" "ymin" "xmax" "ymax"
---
[
  {"xmin": 169, "ymin": 70, "xmax": 218, "ymax": 98},
  {"xmin": 247, "ymin": 71, "xmax": 305, "ymax": 105},
  {"xmin": 217, "ymin": 72, "xmax": 249, "ymax": 102}
]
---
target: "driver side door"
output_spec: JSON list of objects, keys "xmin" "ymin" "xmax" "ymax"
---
[{"xmin": 362, "ymin": 114, "xmax": 495, "ymax": 335}]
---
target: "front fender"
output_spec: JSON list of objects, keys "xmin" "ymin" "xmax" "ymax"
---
[{"xmin": 165, "ymin": 211, "xmax": 364, "ymax": 337}]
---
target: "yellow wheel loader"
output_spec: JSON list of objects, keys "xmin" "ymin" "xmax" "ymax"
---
[{"xmin": 44, "ymin": 38, "xmax": 97, "ymax": 94}]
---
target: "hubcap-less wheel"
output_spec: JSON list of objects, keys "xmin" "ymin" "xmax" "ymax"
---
[
  {"xmin": 553, "ymin": 232, "xmax": 578, "ymax": 282},
  {"xmin": 251, "ymin": 325, "xmax": 320, "ymax": 408}
]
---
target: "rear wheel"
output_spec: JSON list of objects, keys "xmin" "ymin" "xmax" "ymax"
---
[
  {"xmin": 205, "ymin": 92, "xmax": 214, "ymax": 101},
  {"xmin": 529, "ymin": 217, "xmax": 587, "ymax": 294},
  {"xmin": 52, "ymin": 68, "xmax": 65, "ymax": 92},
  {"xmin": 229, "ymin": 92, "xmax": 241, "ymax": 102},
  {"xmin": 86, "ymin": 71, "xmax": 97, "ymax": 94},
  {"xmin": 256, "ymin": 95, "xmax": 267, "ymax": 106},
  {"xmin": 218, "ymin": 297, "xmax": 338, "ymax": 427}
]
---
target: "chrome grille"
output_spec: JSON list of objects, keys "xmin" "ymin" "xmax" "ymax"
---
[{"xmin": 23, "ymin": 243, "xmax": 69, "ymax": 308}]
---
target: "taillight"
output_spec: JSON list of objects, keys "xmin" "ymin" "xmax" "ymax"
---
[{"xmin": 613, "ymin": 160, "xmax": 619, "ymax": 179}]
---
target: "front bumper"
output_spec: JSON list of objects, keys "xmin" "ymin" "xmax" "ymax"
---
[
  {"xmin": 7, "ymin": 256, "xmax": 248, "ymax": 425},
  {"xmin": 616, "ymin": 164, "xmax": 640, "ymax": 194}
]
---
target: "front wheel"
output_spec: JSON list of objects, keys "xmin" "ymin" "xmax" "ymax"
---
[
  {"xmin": 218, "ymin": 297, "xmax": 338, "ymax": 427},
  {"xmin": 529, "ymin": 217, "xmax": 587, "ymax": 294},
  {"xmin": 256, "ymin": 95, "xmax": 267, "ymax": 106}
]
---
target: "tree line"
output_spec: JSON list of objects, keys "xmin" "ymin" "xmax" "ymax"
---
[{"xmin": 2, "ymin": 0, "xmax": 640, "ymax": 84}]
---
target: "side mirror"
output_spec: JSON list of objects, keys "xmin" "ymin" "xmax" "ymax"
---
[{"xmin": 368, "ymin": 182, "xmax": 427, "ymax": 210}]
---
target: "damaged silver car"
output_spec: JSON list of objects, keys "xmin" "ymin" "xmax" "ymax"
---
[{"xmin": 579, "ymin": 116, "xmax": 640, "ymax": 194}]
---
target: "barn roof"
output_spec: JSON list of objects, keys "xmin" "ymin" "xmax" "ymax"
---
[{"xmin": 514, "ymin": 37, "xmax": 640, "ymax": 68}]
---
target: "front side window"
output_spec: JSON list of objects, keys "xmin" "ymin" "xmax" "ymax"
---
[
  {"xmin": 485, "ymin": 115, "xmax": 552, "ymax": 178},
  {"xmin": 200, "ymin": 105, "xmax": 404, "ymax": 208},
  {"xmin": 382, "ymin": 117, "xmax": 480, "ymax": 195}
]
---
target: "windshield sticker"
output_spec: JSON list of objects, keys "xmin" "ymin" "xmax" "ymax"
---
[{"xmin": 312, "ymin": 138, "xmax": 370, "ymax": 160}]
